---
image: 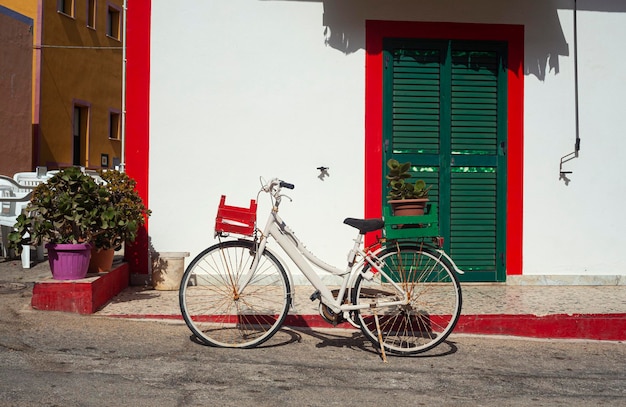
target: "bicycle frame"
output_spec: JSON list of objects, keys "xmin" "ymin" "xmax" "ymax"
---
[{"xmin": 237, "ymin": 207, "xmax": 409, "ymax": 316}]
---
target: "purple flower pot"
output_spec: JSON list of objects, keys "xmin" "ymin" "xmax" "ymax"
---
[{"xmin": 46, "ymin": 243, "xmax": 92, "ymax": 280}]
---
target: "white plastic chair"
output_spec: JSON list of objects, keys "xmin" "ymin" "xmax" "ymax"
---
[
  {"xmin": 0, "ymin": 175, "xmax": 42, "ymax": 267},
  {"xmin": 13, "ymin": 172, "xmax": 50, "ymax": 191}
]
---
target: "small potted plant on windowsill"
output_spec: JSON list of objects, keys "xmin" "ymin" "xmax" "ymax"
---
[
  {"xmin": 386, "ymin": 158, "xmax": 431, "ymax": 217},
  {"xmin": 8, "ymin": 167, "xmax": 110, "ymax": 280},
  {"xmin": 88, "ymin": 169, "xmax": 151, "ymax": 273}
]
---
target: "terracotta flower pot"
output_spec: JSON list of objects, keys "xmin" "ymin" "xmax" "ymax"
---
[
  {"xmin": 388, "ymin": 198, "xmax": 429, "ymax": 217},
  {"xmin": 88, "ymin": 248, "xmax": 115, "ymax": 273}
]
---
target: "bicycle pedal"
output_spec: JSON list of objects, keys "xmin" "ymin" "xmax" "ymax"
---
[{"xmin": 309, "ymin": 290, "xmax": 321, "ymax": 302}]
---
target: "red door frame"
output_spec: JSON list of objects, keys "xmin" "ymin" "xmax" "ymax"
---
[
  {"xmin": 364, "ymin": 20, "xmax": 524, "ymax": 276},
  {"xmin": 124, "ymin": 1, "xmax": 151, "ymax": 275}
]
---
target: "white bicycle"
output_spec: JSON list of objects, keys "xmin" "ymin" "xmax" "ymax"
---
[{"xmin": 179, "ymin": 178, "xmax": 463, "ymax": 355}]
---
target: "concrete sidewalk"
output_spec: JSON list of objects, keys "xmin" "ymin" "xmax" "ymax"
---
[
  {"xmin": 95, "ymin": 283, "xmax": 626, "ymax": 341},
  {"xmin": 2, "ymin": 257, "xmax": 625, "ymax": 341}
]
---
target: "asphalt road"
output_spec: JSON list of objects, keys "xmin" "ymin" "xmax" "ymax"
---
[{"xmin": 0, "ymin": 278, "xmax": 625, "ymax": 407}]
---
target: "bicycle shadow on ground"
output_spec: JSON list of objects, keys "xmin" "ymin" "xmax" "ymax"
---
[
  {"xmin": 189, "ymin": 328, "xmax": 303, "ymax": 349},
  {"xmin": 286, "ymin": 327, "xmax": 459, "ymax": 359},
  {"xmin": 186, "ymin": 319, "xmax": 458, "ymax": 359},
  {"xmin": 188, "ymin": 328, "xmax": 457, "ymax": 360}
]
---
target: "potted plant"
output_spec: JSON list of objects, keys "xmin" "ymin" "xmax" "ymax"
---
[
  {"xmin": 88, "ymin": 169, "xmax": 151, "ymax": 273},
  {"xmin": 386, "ymin": 158, "xmax": 431, "ymax": 216},
  {"xmin": 8, "ymin": 167, "xmax": 110, "ymax": 280}
]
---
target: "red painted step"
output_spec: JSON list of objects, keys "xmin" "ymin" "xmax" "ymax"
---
[{"xmin": 31, "ymin": 263, "xmax": 129, "ymax": 314}]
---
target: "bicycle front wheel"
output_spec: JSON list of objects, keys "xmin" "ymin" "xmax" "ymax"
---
[
  {"xmin": 179, "ymin": 240, "xmax": 291, "ymax": 348},
  {"xmin": 352, "ymin": 244, "xmax": 462, "ymax": 355}
]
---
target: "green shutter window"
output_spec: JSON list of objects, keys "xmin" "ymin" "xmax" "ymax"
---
[{"xmin": 383, "ymin": 39, "xmax": 507, "ymax": 282}]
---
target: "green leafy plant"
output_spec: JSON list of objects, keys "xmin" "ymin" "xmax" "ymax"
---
[
  {"xmin": 8, "ymin": 167, "xmax": 110, "ymax": 251},
  {"xmin": 386, "ymin": 158, "xmax": 431, "ymax": 200},
  {"xmin": 91, "ymin": 169, "xmax": 151, "ymax": 251}
]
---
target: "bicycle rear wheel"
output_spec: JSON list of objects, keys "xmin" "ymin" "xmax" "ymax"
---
[
  {"xmin": 179, "ymin": 240, "xmax": 291, "ymax": 348},
  {"xmin": 352, "ymin": 244, "xmax": 462, "ymax": 355}
]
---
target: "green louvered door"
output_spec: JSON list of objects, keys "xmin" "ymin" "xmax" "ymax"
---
[{"xmin": 383, "ymin": 39, "xmax": 507, "ymax": 282}]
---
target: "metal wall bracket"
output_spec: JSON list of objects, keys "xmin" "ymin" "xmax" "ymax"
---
[
  {"xmin": 559, "ymin": 1, "xmax": 581, "ymax": 186},
  {"xmin": 559, "ymin": 139, "xmax": 580, "ymax": 185}
]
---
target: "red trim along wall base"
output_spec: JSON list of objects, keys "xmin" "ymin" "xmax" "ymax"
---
[{"xmin": 364, "ymin": 20, "xmax": 524, "ymax": 276}]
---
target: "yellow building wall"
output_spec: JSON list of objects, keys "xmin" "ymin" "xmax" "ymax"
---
[
  {"xmin": 0, "ymin": 0, "xmax": 36, "ymax": 16},
  {"xmin": 39, "ymin": 0, "xmax": 123, "ymax": 169},
  {"xmin": 38, "ymin": 0, "xmax": 123, "ymax": 169}
]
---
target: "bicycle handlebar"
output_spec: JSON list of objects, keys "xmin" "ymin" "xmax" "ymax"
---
[{"xmin": 260, "ymin": 178, "xmax": 295, "ymax": 202}]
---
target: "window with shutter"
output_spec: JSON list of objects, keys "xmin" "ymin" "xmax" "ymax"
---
[{"xmin": 382, "ymin": 39, "xmax": 507, "ymax": 282}]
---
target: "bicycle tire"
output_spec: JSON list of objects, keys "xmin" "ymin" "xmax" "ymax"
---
[
  {"xmin": 179, "ymin": 240, "xmax": 291, "ymax": 348},
  {"xmin": 352, "ymin": 244, "xmax": 462, "ymax": 355}
]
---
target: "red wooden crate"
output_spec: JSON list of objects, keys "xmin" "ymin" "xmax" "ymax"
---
[{"xmin": 214, "ymin": 195, "xmax": 257, "ymax": 237}]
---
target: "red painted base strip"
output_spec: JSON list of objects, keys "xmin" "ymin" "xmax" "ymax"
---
[
  {"xmin": 31, "ymin": 263, "xmax": 129, "ymax": 314},
  {"xmin": 455, "ymin": 314, "xmax": 626, "ymax": 341},
  {"xmin": 105, "ymin": 313, "xmax": 626, "ymax": 341},
  {"xmin": 110, "ymin": 314, "xmax": 183, "ymax": 321}
]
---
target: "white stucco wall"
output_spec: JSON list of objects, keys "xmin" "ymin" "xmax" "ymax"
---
[
  {"xmin": 149, "ymin": 0, "xmax": 626, "ymax": 278},
  {"xmin": 524, "ymin": 4, "xmax": 626, "ymax": 275},
  {"xmin": 149, "ymin": 0, "xmax": 365, "ymax": 277}
]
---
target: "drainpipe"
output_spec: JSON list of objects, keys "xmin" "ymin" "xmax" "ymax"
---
[
  {"xmin": 119, "ymin": 0, "xmax": 127, "ymax": 172},
  {"xmin": 559, "ymin": 0, "xmax": 581, "ymax": 184}
]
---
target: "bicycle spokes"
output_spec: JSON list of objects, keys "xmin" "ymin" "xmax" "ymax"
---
[
  {"xmin": 353, "ymin": 245, "xmax": 462, "ymax": 355},
  {"xmin": 179, "ymin": 241, "xmax": 291, "ymax": 348}
]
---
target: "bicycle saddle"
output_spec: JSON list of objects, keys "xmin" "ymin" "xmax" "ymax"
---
[{"xmin": 343, "ymin": 218, "xmax": 385, "ymax": 234}]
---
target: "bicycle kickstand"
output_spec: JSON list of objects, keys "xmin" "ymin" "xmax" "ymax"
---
[{"xmin": 373, "ymin": 309, "xmax": 388, "ymax": 363}]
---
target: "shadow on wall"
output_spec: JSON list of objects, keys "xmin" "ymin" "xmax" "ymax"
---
[{"xmin": 265, "ymin": 0, "xmax": 626, "ymax": 81}]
